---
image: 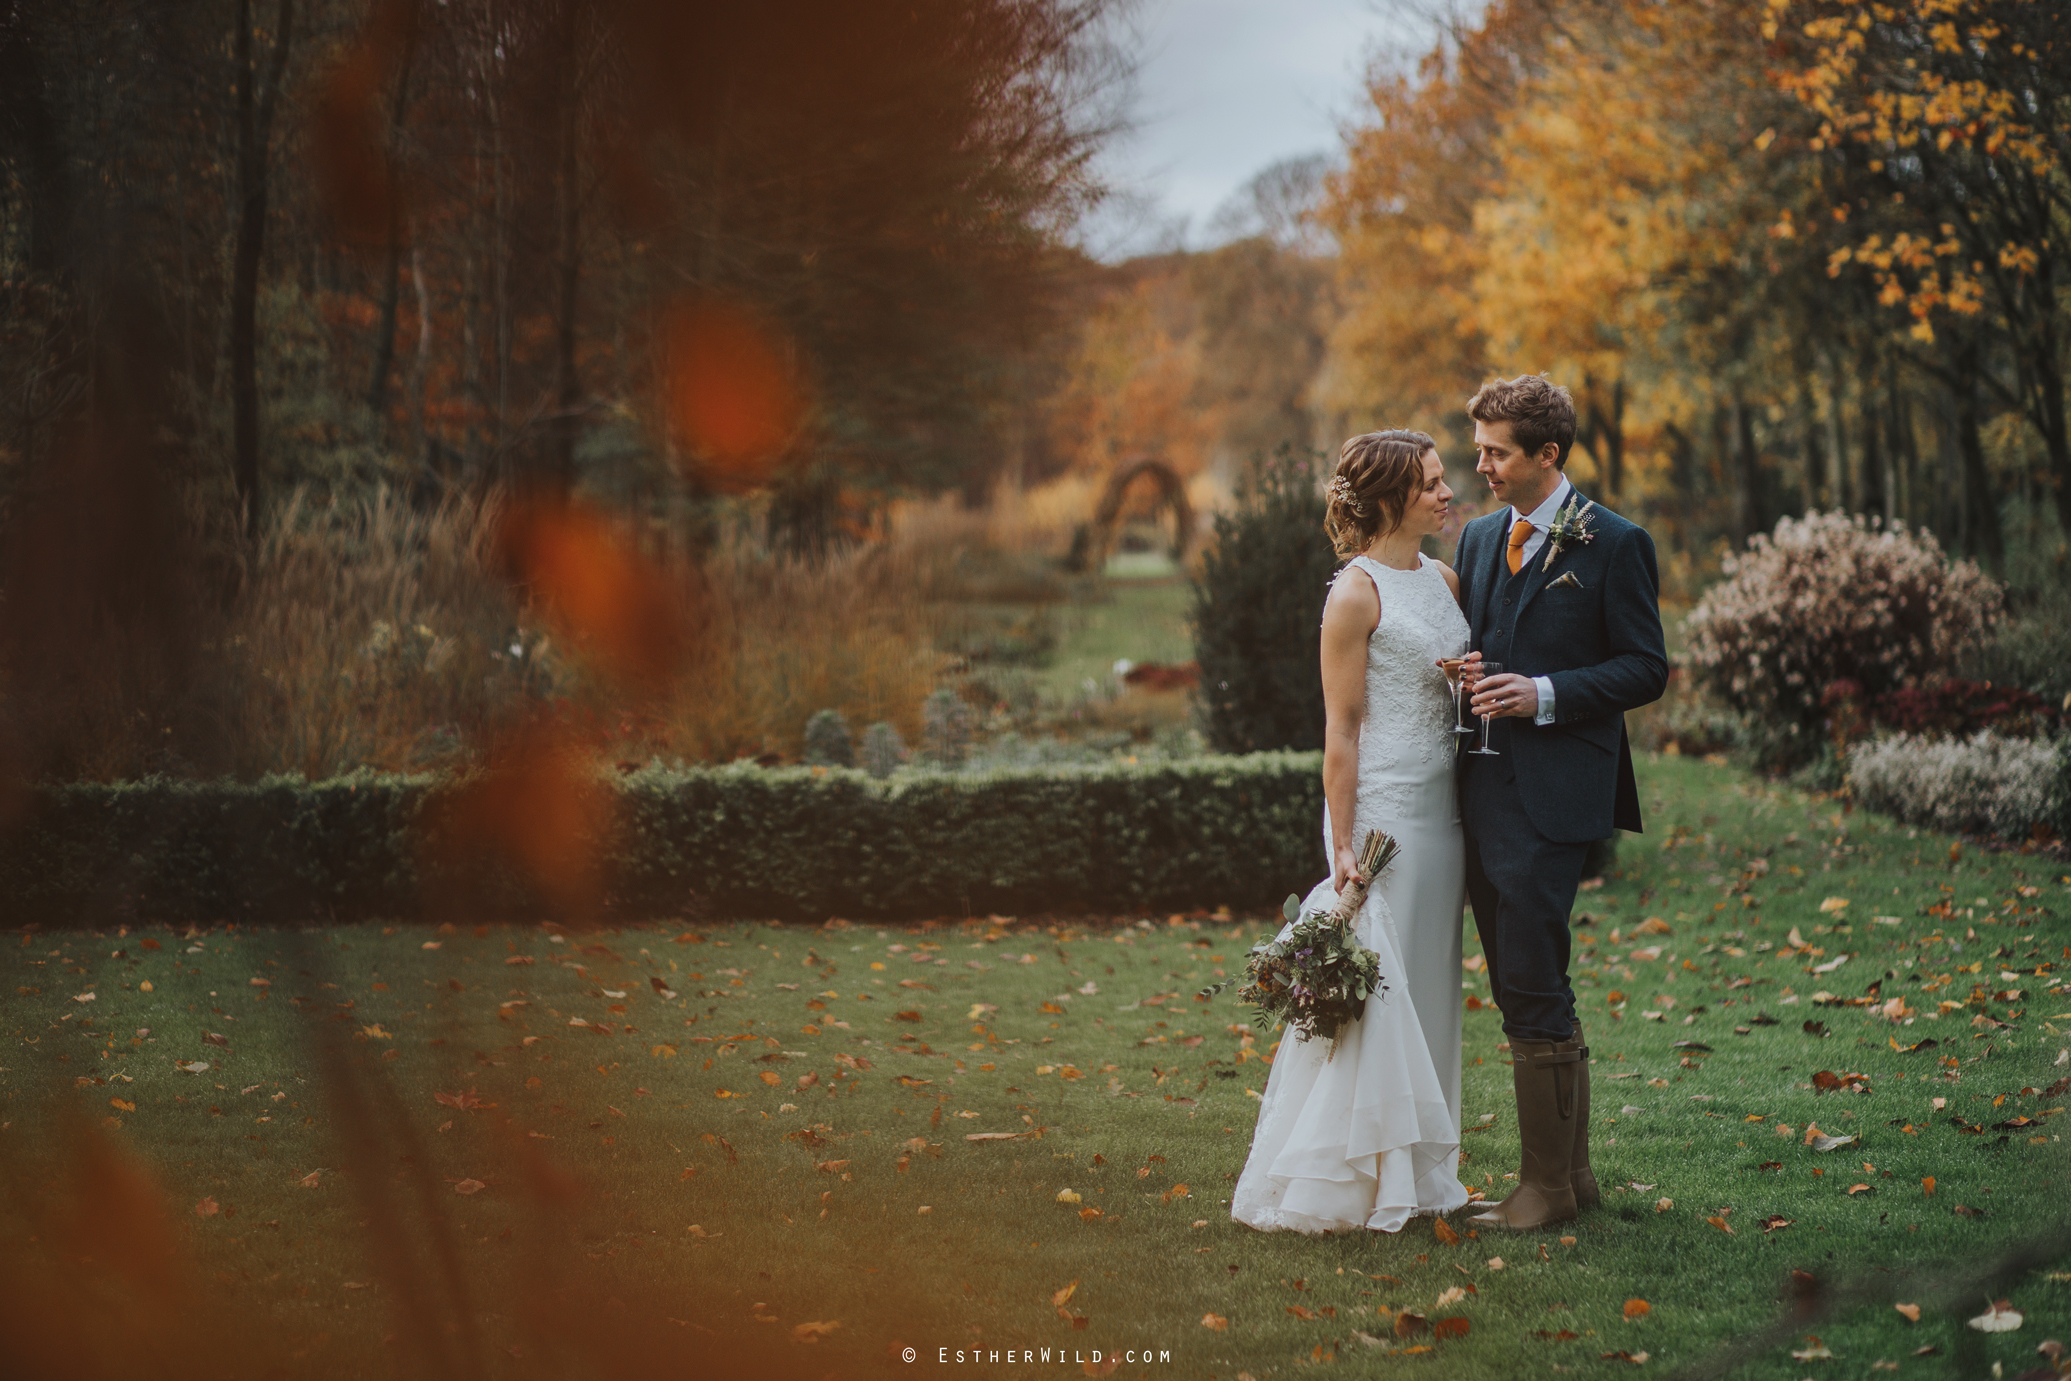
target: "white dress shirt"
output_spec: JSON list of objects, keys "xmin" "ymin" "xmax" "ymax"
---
[{"xmin": 1506, "ymin": 475, "xmax": 1573, "ymax": 725}]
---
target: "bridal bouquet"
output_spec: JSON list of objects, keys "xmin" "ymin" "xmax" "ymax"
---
[{"xmin": 1199, "ymin": 830, "xmax": 1396, "ymax": 1055}]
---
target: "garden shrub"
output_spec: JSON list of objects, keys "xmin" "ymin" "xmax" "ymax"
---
[
  {"xmin": 860, "ymin": 722, "xmax": 906, "ymax": 779},
  {"xmin": 1683, "ymin": 511, "xmax": 2001, "ymax": 768},
  {"xmin": 0, "ymin": 754, "xmax": 1329, "ymax": 925},
  {"xmin": 920, "ymin": 689, "xmax": 974, "ymax": 766},
  {"xmin": 1846, "ymin": 732, "xmax": 2068, "ymax": 840},
  {"xmin": 1191, "ymin": 447, "xmax": 1340, "ymax": 753},
  {"xmin": 803, "ymin": 710, "xmax": 855, "ymax": 767}
]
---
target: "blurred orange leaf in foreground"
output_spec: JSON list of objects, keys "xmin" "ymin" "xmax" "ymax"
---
[
  {"xmin": 662, "ymin": 299, "xmax": 805, "ymax": 489},
  {"xmin": 494, "ymin": 498, "xmax": 692, "ymax": 696}
]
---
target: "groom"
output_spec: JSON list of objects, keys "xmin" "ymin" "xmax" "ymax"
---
[{"xmin": 1452, "ymin": 375, "xmax": 1668, "ymax": 1231}]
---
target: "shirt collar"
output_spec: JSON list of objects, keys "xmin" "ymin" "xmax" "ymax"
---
[{"xmin": 1512, "ymin": 475, "xmax": 1573, "ymax": 530}]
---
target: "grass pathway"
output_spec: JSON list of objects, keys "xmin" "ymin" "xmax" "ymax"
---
[{"xmin": 2, "ymin": 756, "xmax": 2067, "ymax": 1379}]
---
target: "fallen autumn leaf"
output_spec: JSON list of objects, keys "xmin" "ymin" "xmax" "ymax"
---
[{"xmin": 1968, "ymin": 1300, "xmax": 2022, "ymax": 1333}]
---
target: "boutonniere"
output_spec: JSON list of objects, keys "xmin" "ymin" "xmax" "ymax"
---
[{"xmin": 1540, "ymin": 496, "xmax": 1597, "ymax": 571}]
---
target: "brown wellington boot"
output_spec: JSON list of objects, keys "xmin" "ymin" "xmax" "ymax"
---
[
  {"xmin": 1568, "ymin": 1023, "xmax": 1599, "ymax": 1211},
  {"xmin": 1467, "ymin": 1038, "xmax": 1582, "ymax": 1231}
]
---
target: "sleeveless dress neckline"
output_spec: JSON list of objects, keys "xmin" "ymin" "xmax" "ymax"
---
[{"xmin": 1351, "ymin": 551, "xmax": 1427, "ymax": 576}]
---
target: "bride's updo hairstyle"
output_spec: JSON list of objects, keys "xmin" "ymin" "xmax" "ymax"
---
[{"xmin": 1324, "ymin": 429, "xmax": 1436, "ymax": 558}]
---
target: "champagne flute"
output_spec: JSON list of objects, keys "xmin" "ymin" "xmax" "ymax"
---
[
  {"xmin": 1467, "ymin": 661, "xmax": 1504, "ymax": 756},
  {"xmin": 1438, "ymin": 641, "xmax": 1473, "ymax": 739}
]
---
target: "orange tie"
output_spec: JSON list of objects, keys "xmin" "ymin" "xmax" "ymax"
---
[{"xmin": 1506, "ymin": 517, "xmax": 1533, "ymax": 575}]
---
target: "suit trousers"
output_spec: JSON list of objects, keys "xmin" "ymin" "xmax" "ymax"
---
[{"xmin": 1461, "ymin": 741, "xmax": 1586, "ymax": 1043}]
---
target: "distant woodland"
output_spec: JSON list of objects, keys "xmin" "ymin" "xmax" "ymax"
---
[{"xmin": 0, "ymin": 0, "xmax": 2064, "ymax": 779}]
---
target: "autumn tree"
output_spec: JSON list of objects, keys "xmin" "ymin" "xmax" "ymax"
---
[
  {"xmin": 1323, "ymin": 0, "xmax": 2057, "ymax": 570},
  {"xmin": 1771, "ymin": 0, "xmax": 2071, "ymax": 537},
  {"xmin": 1320, "ymin": 7, "xmax": 1549, "ymax": 451}
]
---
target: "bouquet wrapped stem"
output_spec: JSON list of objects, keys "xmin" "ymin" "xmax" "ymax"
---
[
  {"xmin": 1198, "ymin": 829, "xmax": 1398, "ymax": 1056},
  {"xmin": 1325, "ymin": 829, "xmax": 1399, "ymax": 928}
]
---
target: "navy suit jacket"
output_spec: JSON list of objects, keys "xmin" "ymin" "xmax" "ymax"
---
[{"xmin": 1455, "ymin": 488, "xmax": 1669, "ymax": 844}]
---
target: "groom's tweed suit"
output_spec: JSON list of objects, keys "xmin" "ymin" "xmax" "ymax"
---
[{"xmin": 1455, "ymin": 490, "xmax": 1668, "ymax": 1042}]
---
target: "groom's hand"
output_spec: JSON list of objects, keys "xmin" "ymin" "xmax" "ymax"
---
[{"xmin": 1470, "ymin": 672, "xmax": 1539, "ymax": 719}]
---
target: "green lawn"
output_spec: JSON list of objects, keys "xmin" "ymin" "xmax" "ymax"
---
[
  {"xmin": 3, "ymin": 756, "xmax": 2068, "ymax": 1380},
  {"xmin": 1039, "ymin": 575, "xmax": 1197, "ymax": 701}
]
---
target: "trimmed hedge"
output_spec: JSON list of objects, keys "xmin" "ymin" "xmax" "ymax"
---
[{"xmin": 0, "ymin": 755, "xmax": 1328, "ymax": 926}]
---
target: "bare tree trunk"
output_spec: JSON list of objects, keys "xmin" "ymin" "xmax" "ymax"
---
[
  {"xmin": 461, "ymin": 38, "xmax": 489, "ymax": 480},
  {"xmin": 549, "ymin": 0, "xmax": 583, "ymax": 496},
  {"xmin": 0, "ymin": 5, "xmax": 76, "ymax": 479},
  {"xmin": 1953, "ymin": 338, "xmax": 2003, "ymax": 569},
  {"xmin": 230, "ymin": 0, "xmax": 295, "ymax": 540},
  {"xmin": 1794, "ymin": 363, "xmax": 1826, "ymax": 511},
  {"xmin": 491, "ymin": 64, "xmax": 511, "ymax": 480},
  {"xmin": 1603, "ymin": 376, "xmax": 1624, "ymax": 501},
  {"xmin": 1884, "ymin": 347, "xmax": 1909, "ymax": 525},
  {"xmin": 1730, "ymin": 394, "xmax": 1762, "ymax": 545},
  {"xmin": 1579, "ymin": 372, "xmax": 1626, "ymax": 502},
  {"xmin": 407, "ymin": 235, "xmax": 431, "ymax": 472},
  {"xmin": 1818, "ymin": 348, "xmax": 1851, "ymax": 512},
  {"xmin": 2034, "ymin": 318, "xmax": 2071, "ymax": 539},
  {"xmin": 1661, "ymin": 421, "xmax": 1697, "ymax": 547},
  {"xmin": 0, "ymin": 7, "xmax": 72, "ymax": 282},
  {"xmin": 1857, "ymin": 346, "xmax": 1886, "ymax": 521},
  {"xmin": 365, "ymin": 34, "xmax": 418, "ymax": 422}
]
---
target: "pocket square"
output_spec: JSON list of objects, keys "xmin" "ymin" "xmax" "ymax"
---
[{"xmin": 1548, "ymin": 571, "xmax": 1585, "ymax": 590}]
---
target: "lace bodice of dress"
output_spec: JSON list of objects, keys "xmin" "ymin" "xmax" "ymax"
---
[{"xmin": 1345, "ymin": 553, "xmax": 1469, "ymax": 823}]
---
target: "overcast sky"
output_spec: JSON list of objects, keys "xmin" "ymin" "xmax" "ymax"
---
[{"xmin": 1076, "ymin": 0, "xmax": 1426, "ymax": 261}]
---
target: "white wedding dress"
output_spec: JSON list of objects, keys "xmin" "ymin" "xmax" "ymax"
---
[{"xmin": 1230, "ymin": 552, "xmax": 1471, "ymax": 1234}]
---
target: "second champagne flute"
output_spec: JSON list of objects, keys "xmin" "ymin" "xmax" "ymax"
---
[
  {"xmin": 1467, "ymin": 661, "xmax": 1504, "ymax": 756},
  {"xmin": 1439, "ymin": 640, "xmax": 1472, "ymax": 739}
]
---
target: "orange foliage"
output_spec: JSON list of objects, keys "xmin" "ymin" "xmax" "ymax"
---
[
  {"xmin": 1321, "ymin": 18, "xmax": 1525, "ymax": 442},
  {"xmin": 1326, "ymin": 0, "xmax": 1805, "ymax": 512},
  {"xmin": 1048, "ymin": 267, "xmax": 1215, "ymax": 480},
  {"xmin": 1770, "ymin": 0, "xmax": 2054, "ymax": 344}
]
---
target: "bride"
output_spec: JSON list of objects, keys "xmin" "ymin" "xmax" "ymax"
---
[{"xmin": 1230, "ymin": 430, "xmax": 1471, "ymax": 1234}]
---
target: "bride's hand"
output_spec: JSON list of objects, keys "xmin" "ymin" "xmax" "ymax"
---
[{"xmin": 1333, "ymin": 847, "xmax": 1365, "ymax": 894}]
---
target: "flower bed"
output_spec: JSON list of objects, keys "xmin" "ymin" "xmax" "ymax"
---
[{"xmin": 1846, "ymin": 731, "xmax": 2069, "ymax": 840}]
